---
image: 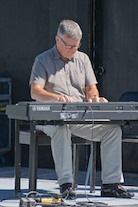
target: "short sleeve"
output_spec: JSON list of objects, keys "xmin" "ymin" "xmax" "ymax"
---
[{"xmin": 29, "ymin": 56, "xmax": 47, "ymax": 87}]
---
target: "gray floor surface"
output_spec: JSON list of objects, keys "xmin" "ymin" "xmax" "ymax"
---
[{"xmin": 0, "ymin": 167, "xmax": 138, "ymax": 207}]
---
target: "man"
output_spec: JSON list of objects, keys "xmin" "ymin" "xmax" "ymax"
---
[{"xmin": 29, "ymin": 19, "xmax": 134, "ymax": 199}]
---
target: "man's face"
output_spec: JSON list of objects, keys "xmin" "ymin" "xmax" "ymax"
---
[{"xmin": 55, "ymin": 34, "xmax": 81, "ymax": 61}]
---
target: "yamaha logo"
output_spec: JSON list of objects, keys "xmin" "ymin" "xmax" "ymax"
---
[{"xmin": 32, "ymin": 105, "xmax": 51, "ymax": 111}]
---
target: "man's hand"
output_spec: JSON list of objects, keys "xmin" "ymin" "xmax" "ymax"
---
[
  {"xmin": 88, "ymin": 95, "xmax": 108, "ymax": 103},
  {"xmin": 31, "ymin": 83, "xmax": 74, "ymax": 102},
  {"xmin": 57, "ymin": 95, "xmax": 73, "ymax": 102}
]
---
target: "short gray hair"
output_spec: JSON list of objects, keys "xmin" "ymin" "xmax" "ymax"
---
[{"xmin": 57, "ymin": 19, "xmax": 82, "ymax": 41}]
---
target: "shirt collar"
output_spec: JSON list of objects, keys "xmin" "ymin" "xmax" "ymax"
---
[
  {"xmin": 53, "ymin": 45, "xmax": 60, "ymax": 59},
  {"xmin": 53, "ymin": 45, "xmax": 76, "ymax": 62}
]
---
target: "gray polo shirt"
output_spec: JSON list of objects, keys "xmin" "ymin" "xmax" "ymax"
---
[{"xmin": 29, "ymin": 45, "xmax": 98, "ymax": 102}]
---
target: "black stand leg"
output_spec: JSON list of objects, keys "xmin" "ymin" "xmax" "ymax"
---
[
  {"xmin": 14, "ymin": 119, "xmax": 21, "ymax": 198},
  {"xmin": 73, "ymin": 144, "xmax": 79, "ymax": 190},
  {"xmin": 29, "ymin": 121, "xmax": 38, "ymax": 192},
  {"xmin": 90, "ymin": 142, "xmax": 96, "ymax": 193}
]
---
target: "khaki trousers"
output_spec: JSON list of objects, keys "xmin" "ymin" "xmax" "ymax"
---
[{"xmin": 36, "ymin": 124, "xmax": 124, "ymax": 186}]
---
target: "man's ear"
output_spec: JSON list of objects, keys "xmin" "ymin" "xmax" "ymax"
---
[{"xmin": 55, "ymin": 36, "xmax": 59, "ymax": 44}]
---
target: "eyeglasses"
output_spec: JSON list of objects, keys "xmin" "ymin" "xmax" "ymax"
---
[{"xmin": 59, "ymin": 36, "xmax": 81, "ymax": 49}]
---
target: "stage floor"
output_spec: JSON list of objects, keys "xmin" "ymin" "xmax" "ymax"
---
[{"xmin": 0, "ymin": 167, "xmax": 138, "ymax": 207}]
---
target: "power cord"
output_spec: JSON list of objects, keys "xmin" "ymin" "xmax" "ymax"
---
[{"xmin": 79, "ymin": 105, "xmax": 108, "ymax": 206}]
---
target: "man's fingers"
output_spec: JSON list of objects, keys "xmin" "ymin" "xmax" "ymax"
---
[
  {"xmin": 58, "ymin": 95, "xmax": 73, "ymax": 102},
  {"xmin": 88, "ymin": 97, "xmax": 108, "ymax": 103},
  {"xmin": 99, "ymin": 97, "xmax": 108, "ymax": 102}
]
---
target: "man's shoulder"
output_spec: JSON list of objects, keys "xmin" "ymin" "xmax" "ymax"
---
[
  {"xmin": 36, "ymin": 47, "xmax": 54, "ymax": 61},
  {"xmin": 75, "ymin": 50, "xmax": 90, "ymax": 61}
]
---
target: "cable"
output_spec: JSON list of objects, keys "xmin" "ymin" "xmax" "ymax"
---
[
  {"xmin": 82, "ymin": 105, "xmax": 108, "ymax": 206},
  {"xmin": 26, "ymin": 191, "xmax": 41, "ymax": 198},
  {"xmin": 84, "ymin": 106, "xmax": 94, "ymax": 203},
  {"xmin": 24, "ymin": 191, "xmax": 63, "ymax": 206}
]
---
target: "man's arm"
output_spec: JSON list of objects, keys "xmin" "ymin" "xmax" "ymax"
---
[
  {"xmin": 85, "ymin": 84, "xmax": 108, "ymax": 102},
  {"xmin": 31, "ymin": 83, "xmax": 73, "ymax": 102}
]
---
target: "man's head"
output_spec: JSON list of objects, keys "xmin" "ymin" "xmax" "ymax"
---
[
  {"xmin": 55, "ymin": 20, "xmax": 82, "ymax": 61},
  {"xmin": 57, "ymin": 19, "xmax": 82, "ymax": 40}
]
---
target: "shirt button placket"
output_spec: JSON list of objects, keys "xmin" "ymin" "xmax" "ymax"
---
[{"xmin": 64, "ymin": 61, "xmax": 71, "ymax": 96}]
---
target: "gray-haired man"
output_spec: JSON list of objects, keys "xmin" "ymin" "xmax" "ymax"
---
[{"xmin": 29, "ymin": 20, "xmax": 134, "ymax": 199}]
